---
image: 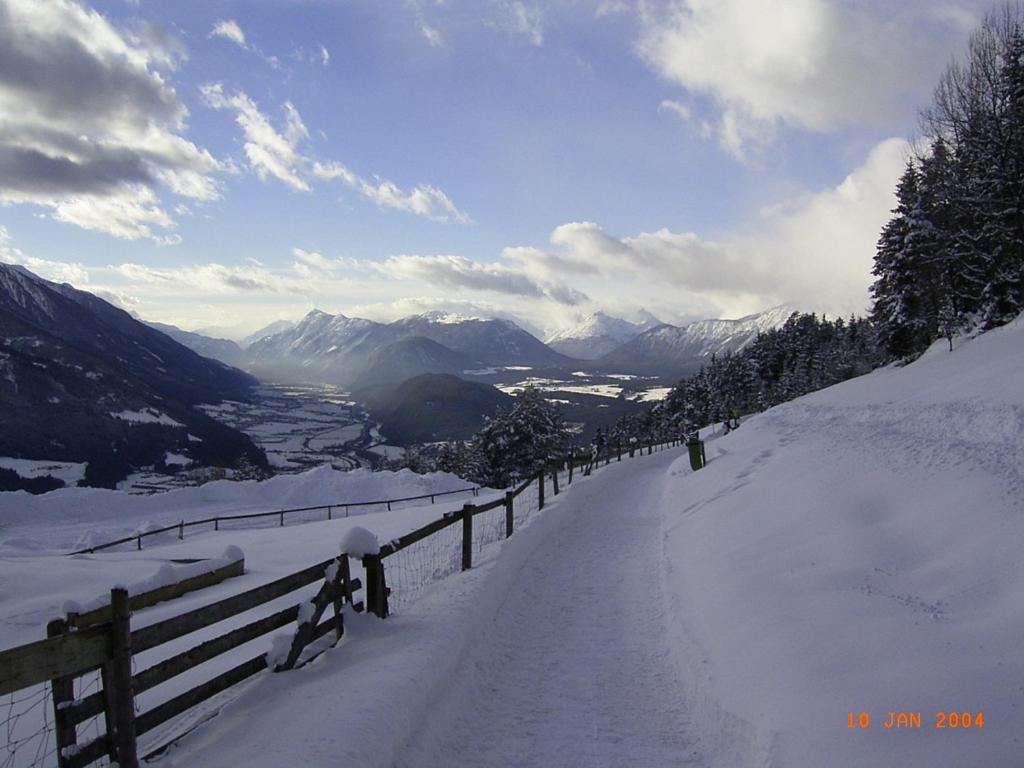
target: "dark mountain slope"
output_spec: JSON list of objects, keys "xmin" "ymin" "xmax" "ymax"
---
[
  {"xmin": 0, "ymin": 265, "xmax": 266, "ymax": 488},
  {"xmin": 360, "ymin": 373, "xmax": 513, "ymax": 444}
]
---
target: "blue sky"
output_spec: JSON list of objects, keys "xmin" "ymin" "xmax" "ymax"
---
[{"xmin": 0, "ymin": 0, "xmax": 996, "ymax": 337}]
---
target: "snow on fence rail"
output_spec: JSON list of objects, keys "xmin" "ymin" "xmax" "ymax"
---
[
  {"xmin": 1, "ymin": 438, "xmax": 683, "ymax": 767},
  {"xmin": 66, "ymin": 484, "xmax": 481, "ymax": 556}
]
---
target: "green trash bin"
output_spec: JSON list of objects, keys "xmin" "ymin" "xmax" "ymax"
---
[{"xmin": 686, "ymin": 438, "xmax": 705, "ymax": 471}]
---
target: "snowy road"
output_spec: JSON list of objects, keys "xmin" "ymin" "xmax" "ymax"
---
[{"xmin": 395, "ymin": 452, "xmax": 720, "ymax": 767}]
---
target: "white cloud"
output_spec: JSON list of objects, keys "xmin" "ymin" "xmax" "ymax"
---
[
  {"xmin": 0, "ymin": 226, "xmax": 90, "ymax": 284},
  {"xmin": 112, "ymin": 260, "xmax": 327, "ymax": 295},
  {"xmin": 210, "ymin": 19, "xmax": 247, "ymax": 48},
  {"xmin": 378, "ymin": 253, "xmax": 586, "ymax": 304},
  {"xmin": 200, "ymin": 86, "xmax": 470, "ymax": 221},
  {"xmin": 0, "ymin": 0, "xmax": 223, "ymax": 241},
  {"xmin": 52, "ymin": 185, "xmax": 180, "ymax": 243},
  {"xmin": 201, "ymin": 84, "xmax": 310, "ymax": 192},
  {"xmin": 637, "ymin": 0, "xmax": 988, "ymax": 158},
  {"xmin": 658, "ymin": 99, "xmax": 691, "ymax": 122},
  {"xmin": 320, "ymin": 46, "xmax": 330, "ymax": 66},
  {"xmin": 291, "ymin": 247, "xmax": 362, "ymax": 273},
  {"xmin": 497, "ymin": 138, "xmax": 907, "ymax": 317},
  {"xmin": 313, "ymin": 161, "xmax": 472, "ymax": 223},
  {"xmin": 492, "ymin": 1, "xmax": 544, "ymax": 46}
]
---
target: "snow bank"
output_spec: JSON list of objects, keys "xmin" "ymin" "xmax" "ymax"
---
[
  {"xmin": 62, "ymin": 546, "xmax": 245, "ymax": 617},
  {"xmin": 0, "ymin": 465, "xmax": 478, "ymax": 552},
  {"xmin": 657, "ymin": 315, "xmax": 1024, "ymax": 766}
]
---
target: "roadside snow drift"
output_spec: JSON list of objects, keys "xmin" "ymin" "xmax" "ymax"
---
[{"xmin": 659, "ymin": 317, "xmax": 1024, "ymax": 766}]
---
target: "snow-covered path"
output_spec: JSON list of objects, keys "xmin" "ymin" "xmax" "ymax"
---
[{"xmin": 395, "ymin": 452, "xmax": 737, "ymax": 767}]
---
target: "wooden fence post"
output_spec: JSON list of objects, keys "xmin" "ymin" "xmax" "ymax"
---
[
  {"xmin": 568, "ymin": 447, "xmax": 574, "ymax": 485},
  {"xmin": 617, "ymin": 440, "xmax": 622, "ymax": 461},
  {"xmin": 47, "ymin": 619, "xmax": 77, "ymax": 768},
  {"xmin": 538, "ymin": 468, "xmax": 545, "ymax": 511},
  {"xmin": 105, "ymin": 588, "xmax": 139, "ymax": 768},
  {"xmin": 504, "ymin": 491, "xmax": 514, "ymax": 538},
  {"xmin": 461, "ymin": 503, "xmax": 474, "ymax": 571},
  {"xmin": 331, "ymin": 558, "xmax": 346, "ymax": 640},
  {"xmin": 551, "ymin": 463, "xmax": 559, "ymax": 496},
  {"xmin": 363, "ymin": 554, "xmax": 388, "ymax": 618}
]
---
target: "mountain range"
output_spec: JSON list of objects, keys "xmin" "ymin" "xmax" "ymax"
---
[
  {"xmin": 545, "ymin": 311, "xmax": 662, "ymax": 359},
  {"xmin": 243, "ymin": 309, "xmax": 572, "ymax": 387},
  {"xmin": 163, "ymin": 305, "xmax": 799, "ymax": 386},
  {"xmin": 0, "ymin": 264, "xmax": 266, "ymax": 489},
  {"xmin": 596, "ymin": 305, "xmax": 799, "ymax": 376}
]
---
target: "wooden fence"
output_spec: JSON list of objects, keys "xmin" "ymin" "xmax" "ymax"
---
[{"xmin": 1, "ymin": 436, "xmax": 683, "ymax": 767}]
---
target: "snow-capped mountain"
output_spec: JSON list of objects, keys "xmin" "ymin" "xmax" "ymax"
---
[
  {"xmin": 598, "ymin": 305, "xmax": 798, "ymax": 375},
  {"xmin": 241, "ymin": 319, "xmax": 297, "ymax": 348},
  {"xmin": 0, "ymin": 264, "xmax": 265, "ymax": 488},
  {"xmin": 244, "ymin": 309, "xmax": 570, "ymax": 386},
  {"xmin": 546, "ymin": 311, "xmax": 657, "ymax": 360},
  {"xmin": 145, "ymin": 321, "xmax": 245, "ymax": 365},
  {"xmin": 389, "ymin": 313, "xmax": 569, "ymax": 367}
]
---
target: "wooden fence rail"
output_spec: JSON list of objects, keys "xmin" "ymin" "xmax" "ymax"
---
[{"xmin": 1, "ymin": 436, "xmax": 684, "ymax": 766}]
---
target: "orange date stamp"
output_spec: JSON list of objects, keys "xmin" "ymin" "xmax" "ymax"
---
[{"xmin": 848, "ymin": 710, "xmax": 985, "ymax": 730}]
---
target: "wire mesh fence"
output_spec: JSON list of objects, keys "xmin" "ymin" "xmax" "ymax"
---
[
  {"xmin": 1, "ymin": 668, "xmax": 110, "ymax": 768},
  {"xmin": 73, "ymin": 671, "xmax": 108, "ymax": 768},
  {"xmin": 471, "ymin": 503, "xmax": 507, "ymax": 557},
  {"xmin": 69, "ymin": 487, "xmax": 480, "ymax": 555},
  {"xmin": 512, "ymin": 478, "xmax": 540, "ymax": 530},
  {"xmin": 382, "ymin": 520, "xmax": 463, "ymax": 614},
  {"xmin": 1, "ymin": 684, "xmax": 55, "ymax": 768}
]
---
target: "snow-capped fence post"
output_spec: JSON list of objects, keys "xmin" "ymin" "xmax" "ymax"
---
[
  {"xmin": 538, "ymin": 468, "xmax": 545, "ymax": 511},
  {"xmin": 505, "ymin": 491, "xmax": 514, "ymax": 538},
  {"xmin": 461, "ymin": 503, "xmax": 475, "ymax": 571},
  {"xmin": 104, "ymin": 587, "xmax": 139, "ymax": 768},
  {"xmin": 47, "ymin": 618, "xmax": 77, "ymax": 768}
]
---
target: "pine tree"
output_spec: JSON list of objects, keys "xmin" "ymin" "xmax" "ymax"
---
[{"xmin": 871, "ymin": 161, "xmax": 922, "ymax": 357}]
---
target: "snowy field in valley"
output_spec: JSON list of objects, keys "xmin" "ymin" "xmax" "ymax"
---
[{"xmin": 198, "ymin": 383, "xmax": 377, "ymax": 473}]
